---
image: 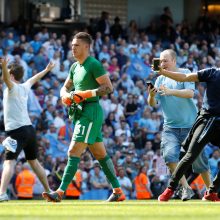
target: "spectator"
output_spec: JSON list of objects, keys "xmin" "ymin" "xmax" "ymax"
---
[
  {"xmin": 134, "ymin": 165, "xmax": 153, "ymax": 200},
  {"xmin": 89, "ymin": 163, "xmax": 109, "ymax": 200},
  {"xmin": 110, "ymin": 16, "xmax": 123, "ymax": 41},
  {"xmin": 209, "ymin": 149, "xmax": 220, "ymax": 179},
  {"xmin": 97, "ymin": 11, "xmax": 111, "ymax": 37},
  {"xmin": 117, "ymin": 167, "xmax": 132, "ymax": 199},
  {"xmin": 15, "ymin": 163, "xmax": 36, "ymax": 200}
]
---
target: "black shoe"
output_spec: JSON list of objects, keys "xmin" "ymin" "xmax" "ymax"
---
[{"xmin": 42, "ymin": 191, "xmax": 62, "ymax": 202}]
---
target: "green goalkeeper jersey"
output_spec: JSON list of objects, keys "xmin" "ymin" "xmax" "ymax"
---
[{"xmin": 69, "ymin": 56, "xmax": 106, "ymax": 102}]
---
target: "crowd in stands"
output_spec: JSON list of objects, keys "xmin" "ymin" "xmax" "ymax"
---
[{"xmin": 0, "ymin": 7, "xmax": 220, "ymax": 200}]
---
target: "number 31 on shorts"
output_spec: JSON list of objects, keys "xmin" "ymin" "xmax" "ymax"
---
[{"xmin": 75, "ymin": 124, "xmax": 86, "ymax": 135}]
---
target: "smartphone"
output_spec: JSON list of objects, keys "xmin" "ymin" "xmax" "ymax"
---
[
  {"xmin": 153, "ymin": 58, "xmax": 160, "ymax": 71},
  {"xmin": 146, "ymin": 81, "xmax": 154, "ymax": 89}
]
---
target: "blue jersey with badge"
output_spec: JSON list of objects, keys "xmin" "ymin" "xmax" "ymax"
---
[
  {"xmin": 198, "ymin": 68, "xmax": 220, "ymax": 115},
  {"xmin": 155, "ymin": 68, "xmax": 197, "ymax": 128}
]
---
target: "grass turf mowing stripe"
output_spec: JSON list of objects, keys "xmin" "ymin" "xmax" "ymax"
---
[{"xmin": 0, "ymin": 200, "xmax": 219, "ymax": 220}]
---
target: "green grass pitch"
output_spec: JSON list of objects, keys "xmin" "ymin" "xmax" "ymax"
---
[{"xmin": 0, "ymin": 200, "xmax": 220, "ymax": 220}]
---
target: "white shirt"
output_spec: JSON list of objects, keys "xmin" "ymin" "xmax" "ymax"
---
[
  {"xmin": 54, "ymin": 116, "xmax": 65, "ymax": 129},
  {"xmin": 110, "ymin": 103, "xmax": 124, "ymax": 122},
  {"xmin": 99, "ymin": 98, "xmax": 111, "ymax": 119},
  {"xmin": 3, "ymin": 81, "xmax": 32, "ymax": 131},
  {"xmin": 117, "ymin": 176, "xmax": 132, "ymax": 197}
]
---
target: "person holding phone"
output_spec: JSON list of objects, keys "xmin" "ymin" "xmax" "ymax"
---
[
  {"xmin": 146, "ymin": 81, "xmax": 154, "ymax": 90},
  {"xmin": 158, "ymin": 61, "xmax": 220, "ymax": 202},
  {"xmin": 147, "ymin": 49, "xmax": 211, "ymax": 201}
]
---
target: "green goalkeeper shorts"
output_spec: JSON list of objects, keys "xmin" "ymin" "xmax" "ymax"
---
[{"xmin": 72, "ymin": 102, "xmax": 103, "ymax": 144}]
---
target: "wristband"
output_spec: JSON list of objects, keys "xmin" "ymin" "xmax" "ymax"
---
[{"xmin": 91, "ymin": 90, "xmax": 96, "ymax": 97}]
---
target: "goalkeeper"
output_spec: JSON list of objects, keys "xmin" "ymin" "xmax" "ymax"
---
[{"xmin": 42, "ymin": 32, "xmax": 125, "ymax": 202}]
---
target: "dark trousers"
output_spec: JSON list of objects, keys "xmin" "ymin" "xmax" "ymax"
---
[{"xmin": 169, "ymin": 110, "xmax": 220, "ymax": 193}]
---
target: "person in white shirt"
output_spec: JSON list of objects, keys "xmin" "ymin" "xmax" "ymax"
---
[
  {"xmin": 117, "ymin": 167, "xmax": 132, "ymax": 199},
  {"xmin": 0, "ymin": 57, "xmax": 55, "ymax": 202}
]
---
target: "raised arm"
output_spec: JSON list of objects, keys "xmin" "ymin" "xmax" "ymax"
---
[
  {"xmin": 159, "ymin": 69, "xmax": 199, "ymax": 82},
  {"xmin": 147, "ymin": 87, "xmax": 157, "ymax": 107},
  {"xmin": 27, "ymin": 61, "xmax": 55, "ymax": 86},
  {"xmin": 1, "ymin": 57, "xmax": 13, "ymax": 90}
]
